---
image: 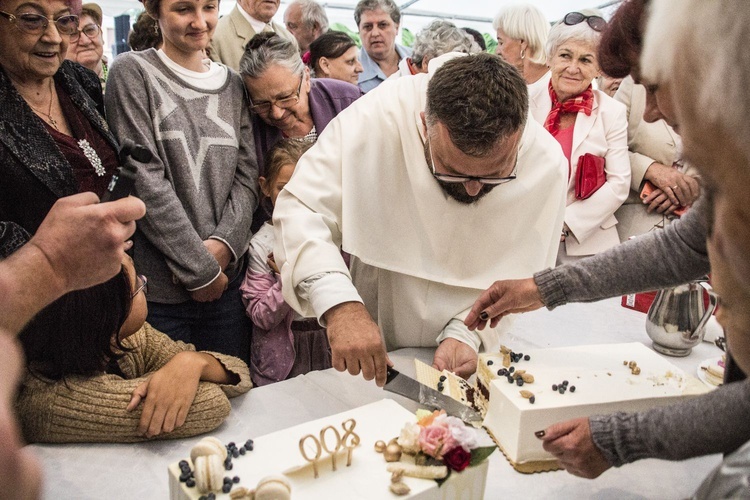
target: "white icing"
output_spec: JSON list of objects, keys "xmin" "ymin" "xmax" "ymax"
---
[
  {"xmin": 481, "ymin": 343, "xmax": 707, "ymax": 464},
  {"xmin": 169, "ymin": 400, "xmax": 488, "ymax": 499}
]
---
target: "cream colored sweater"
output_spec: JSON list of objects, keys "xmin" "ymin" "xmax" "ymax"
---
[{"xmin": 16, "ymin": 323, "xmax": 252, "ymax": 443}]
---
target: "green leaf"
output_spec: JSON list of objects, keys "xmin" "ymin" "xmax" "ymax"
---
[
  {"xmin": 469, "ymin": 445, "xmax": 497, "ymax": 465},
  {"xmin": 330, "ymin": 23, "xmax": 361, "ymax": 48},
  {"xmin": 401, "ymin": 27, "xmax": 415, "ymax": 48},
  {"xmin": 483, "ymin": 33, "xmax": 498, "ymax": 54}
]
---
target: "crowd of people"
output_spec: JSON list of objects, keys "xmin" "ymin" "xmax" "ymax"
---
[{"xmin": 1, "ymin": 0, "xmax": 749, "ymax": 497}]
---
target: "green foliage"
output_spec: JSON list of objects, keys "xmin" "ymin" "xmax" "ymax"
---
[
  {"xmin": 469, "ymin": 445, "xmax": 497, "ymax": 464},
  {"xmin": 483, "ymin": 33, "xmax": 497, "ymax": 54},
  {"xmin": 330, "ymin": 23, "xmax": 361, "ymax": 48},
  {"xmin": 401, "ymin": 27, "xmax": 415, "ymax": 48}
]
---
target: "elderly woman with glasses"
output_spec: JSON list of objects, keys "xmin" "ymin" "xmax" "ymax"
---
[
  {"xmin": 530, "ymin": 10, "xmax": 630, "ymax": 263},
  {"xmin": 240, "ymin": 32, "xmax": 363, "ymax": 228},
  {"xmin": 65, "ymin": 2, "xmax": 107, "ymax": 92},
  {"xmin": 104, "ymin": 0, "xmax": 259, "ymax": 362},
  {"xmin": 0, "ymin": 0, "xmax": 120, "ymax": 259}
]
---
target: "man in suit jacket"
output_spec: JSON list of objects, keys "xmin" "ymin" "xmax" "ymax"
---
[{"xmin": 210, "ymin": 0, "xmax": 298, "ymax": 70}]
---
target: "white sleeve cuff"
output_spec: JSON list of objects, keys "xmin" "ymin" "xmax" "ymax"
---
[
  {"xmin": 298, "ymin": 272, "xmax": 363, "ymax": 325},
  {"xmin": 436, "ymin": 318, "xmax": 482, "ymax": 352}
]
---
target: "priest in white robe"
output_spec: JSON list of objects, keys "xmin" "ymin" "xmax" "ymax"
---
[{"xmin": 273, "ymin": 54, "xmax": 567, "ymax": 386}]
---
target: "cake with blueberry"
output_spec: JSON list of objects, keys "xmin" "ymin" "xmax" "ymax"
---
[
  {"xmin": 168, "ymin": 399, "xmax": 489, "ymax": 499},
  {"xmin": 480, "ymin": 343, "xmax": 708, "ymax": 473}
]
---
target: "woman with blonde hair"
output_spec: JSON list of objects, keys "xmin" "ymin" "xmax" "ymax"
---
[{"xmin": 493, "ymin": 3, "xmax": 550, "ymax": 89}]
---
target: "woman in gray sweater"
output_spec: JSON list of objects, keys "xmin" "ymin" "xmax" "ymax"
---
[{"xmin": 105, "ymin": 0, "xmax": 258, "ymax": 362}]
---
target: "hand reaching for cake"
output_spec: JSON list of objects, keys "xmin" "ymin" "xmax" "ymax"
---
[
  {"xmin": 464, "ymin": 278, "xmax": 544, "ymax": 331},
  {"xmin": 432, "ymin": 338, "xmax": 477, "ymax": 379},
  {"xmin": 536, "ymin": 417, "xmax": 612, "ymax": 479}
]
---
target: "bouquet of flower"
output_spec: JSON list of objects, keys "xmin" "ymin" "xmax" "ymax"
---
[{"xmin": 397, "ymin": 409, "xmax": 495, "ymax": 474}]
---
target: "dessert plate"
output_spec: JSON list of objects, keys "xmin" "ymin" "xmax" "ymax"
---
[{"xmin": 697, "ymin": 357, "xmax": 724, "ymax": 388}]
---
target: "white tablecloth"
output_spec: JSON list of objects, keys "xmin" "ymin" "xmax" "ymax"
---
[{"xmin": 30, "ymin": 298, "xmax": 724, "ymax": 499}]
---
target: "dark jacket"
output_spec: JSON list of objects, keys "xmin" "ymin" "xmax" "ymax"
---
[{"xmin": 0, "ymin": 60, "xmax": 116, "ymax": 257}]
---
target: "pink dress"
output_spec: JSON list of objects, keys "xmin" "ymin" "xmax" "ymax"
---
[{"xmin": 239, "ymin": 223, "xmax": 331, "ymax": 386}]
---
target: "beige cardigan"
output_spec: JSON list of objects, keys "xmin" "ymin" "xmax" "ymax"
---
[{"xmin": 16, "ymin": 323, "xmax": 252, "ymax": 443}]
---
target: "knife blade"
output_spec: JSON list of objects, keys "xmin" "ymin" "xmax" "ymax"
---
[{"xmin": 384, "ymin": 367, "xmax": 483, "ymax": 426}]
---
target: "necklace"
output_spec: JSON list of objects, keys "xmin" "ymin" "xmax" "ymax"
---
[{"xmin": 27, "ymin": 80, "xmax": 59, "ymax": 131}]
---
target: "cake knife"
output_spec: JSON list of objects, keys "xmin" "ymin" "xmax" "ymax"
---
[{"xmin": 384, "ymin": 367, "xmax": 483, "ymax": 426}]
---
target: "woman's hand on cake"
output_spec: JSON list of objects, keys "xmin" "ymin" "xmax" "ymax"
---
[
  {"xmin": 433, "ymin": 339, "xmax": 477, "ymax": 379},
  {"xmin": 127, "ymin": 352, "xmax": 204, "ymax": 437},
  {"xmin": 464, "ymin": 278, "xmax": 544, "ymax": 331},
  {"xmin": 536, "ymin": 417, "xmax": 612, "ymax": 479}
]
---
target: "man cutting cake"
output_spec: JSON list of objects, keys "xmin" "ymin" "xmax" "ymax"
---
[{"xmin": 273, "ymin": 54, "xmax": 567, "ymax": 386}]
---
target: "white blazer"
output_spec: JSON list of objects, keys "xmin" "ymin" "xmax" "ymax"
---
[{"xmin": 529, "ymin": 84, "xmax": 631, "ymax": 256}]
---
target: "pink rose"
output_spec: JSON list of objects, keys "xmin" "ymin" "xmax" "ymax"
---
[
  {"xmin": 418, "ymin": 424, "xmax": 456, "ymax": 460},
  {"xmin": 443, "ymin": 446, "xmax": 471, "ymax": 472}
]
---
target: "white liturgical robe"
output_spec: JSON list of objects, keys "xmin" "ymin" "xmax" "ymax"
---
[{"xmin": 274, "ymin": 72, "xmax": 567, "ymax": 352}]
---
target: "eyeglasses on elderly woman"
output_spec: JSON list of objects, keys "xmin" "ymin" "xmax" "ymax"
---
[
  {"xmin": 249, "ymin": 75, "xmax": 304, "ymax": 114},
  {"xmin": 563, "ymin": 12, "xmax": 607, "ymax": 32},
  {"xmin": 69, "ymin": 22, "xmax": 101, "ymax": 43},
  {"xmin": 0, "ymin": 10, "xmax": 79, "ymax": 36}
]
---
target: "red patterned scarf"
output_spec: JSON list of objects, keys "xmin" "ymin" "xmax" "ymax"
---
[{"xmin": 544, "ymin": 81, "xmax": 594, "ymax": 136}]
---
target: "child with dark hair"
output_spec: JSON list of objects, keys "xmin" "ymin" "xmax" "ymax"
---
[
  {"xmin": 240, "ymin": 139, "xmax": 332, "ymax": 386},
  {"xmin": 16, "ymin": 257, "xmax": 251, "ymax": 443}
]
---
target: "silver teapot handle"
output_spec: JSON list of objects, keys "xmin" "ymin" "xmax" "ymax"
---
[{"xmin": 692, "ymin": 281, "xmax": 719, "ymax": 342}]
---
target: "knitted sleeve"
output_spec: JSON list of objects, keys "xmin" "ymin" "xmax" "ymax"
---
[
  {"xmin": 535, "ymin": 194, "xmax": 711, "ymax": 309},
  {"xmin": 15, "ymin": 324, "xmax": 251, "ymax": 444},
  {"xmin": 590, "ymin": 379, "xmax": 750, "ymax": 466},
  {"xmin": 118, "ymin": 323, "xmax": 252, "ymax": 397},
  {"xmin": 16, "ymin": 372, "xmax": 232, "ymax": 444}
]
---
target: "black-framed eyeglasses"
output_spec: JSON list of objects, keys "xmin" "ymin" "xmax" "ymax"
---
[
  {"xmin": 0, "ymin": 10, "xmax": 79, "ymax": 36},
  {"xmin": 249, "ymin": 75, "xmax": 304, "ymax": 114},
  {"xmin": 563, "ymin": 12, "xmax": 607, "ymax": 32},
  {"xmin": 70, "ymin": 22, "xmax": 101, "ymax": 43},
  {"xmin": 132, "ymin": 274, "xmax": 148, "ymax": 298},
  {"xmin": 428, "ymin": 140, "xmax": 517, "ymax": 186}
]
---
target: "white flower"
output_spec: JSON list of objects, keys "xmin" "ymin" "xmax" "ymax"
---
[
  {"xmin": 397, "ymin": 423, "xmax": 422, "ymax": 454},
  {"xmin": 435, "ymin": 414, "xmax": 478, "ymax": 451}
]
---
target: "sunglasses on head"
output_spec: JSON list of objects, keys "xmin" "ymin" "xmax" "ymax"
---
[{"xmin": 563, "ymin": 12, "xmax": 607, "ymax": 32}]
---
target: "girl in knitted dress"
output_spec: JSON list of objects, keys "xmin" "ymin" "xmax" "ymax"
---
[
  {"xmin": 15, "ymin": 256, "xmax": 252, "ymax": 443},
  {"xmin": 239, "ymin": 139, "xmax": 332, "ymax": 386}
]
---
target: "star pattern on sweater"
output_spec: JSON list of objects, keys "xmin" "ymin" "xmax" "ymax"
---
[{"xmin": 138, "ymin": 58, "xmax": 238, "ymax": 190}]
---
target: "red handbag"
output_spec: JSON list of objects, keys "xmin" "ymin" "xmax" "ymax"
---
[{"xmin": 575, "ymin": 153, "xmax": 606, "ymax": 200}]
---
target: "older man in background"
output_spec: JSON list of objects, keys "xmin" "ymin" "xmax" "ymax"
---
[
  {"xmin": 284, "ymin": 0, "xmax": 329, "ymax": 53},
  {"xmin": 273, "ymin": 54, "xmax": 567, "ymax": 386},
  {"xmin": 354, "ymin": 0, "xmax": 411, "ymax": 92},
  {"xmin": 211, "ymin": 0, "xmax": 297, "ymax": 70}
]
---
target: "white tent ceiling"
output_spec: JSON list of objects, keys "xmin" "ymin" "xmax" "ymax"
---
[{"xmin": 100, "ymin": 0, "xmax": 623, "ymax": 37}]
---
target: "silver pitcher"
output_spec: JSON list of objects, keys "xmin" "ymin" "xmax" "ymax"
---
[{"xmin": 646, "ymin": 281, "xmax": 719, "ymax": 356}]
